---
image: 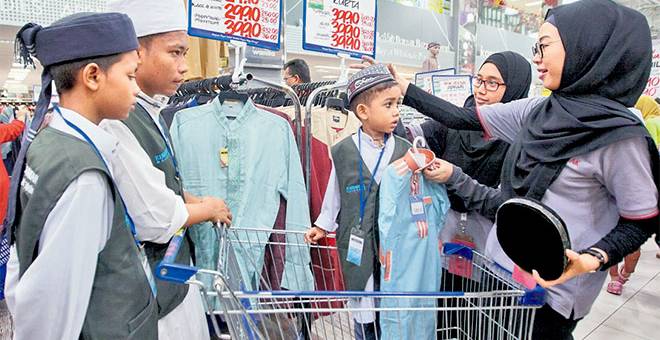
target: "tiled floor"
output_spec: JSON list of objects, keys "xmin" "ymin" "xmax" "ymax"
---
[{"xmin": 574, "ymin": 239, "xmax": 660, "ymax": 340}]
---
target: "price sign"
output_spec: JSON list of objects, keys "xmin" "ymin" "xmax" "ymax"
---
[
  {"xmin": 431, "ymin": 75, "xmax": 473, "ymax": 107},
  {"xmin": 415, "ymin": 68, "xmax": 455, "ymax": 94},
  {"xmin": 643, "ymin": 40, "xmax": 660, "ymax": 97},
  {"xmin": 188, "ymin": 0, "xmax": 282, "ymax": 51},
  {"xmin": 302, "ymin": 0, "xmax": 377, "ymax": 58}
]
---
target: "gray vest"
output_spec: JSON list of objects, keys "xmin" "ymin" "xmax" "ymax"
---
[
  {"xmin": 15, "ymin": 127, "xmax": 158, "ymax": 339},
  {"xmin": 331, "ymin": 135, "xmax": 410, "ymax": 291},
  {"xmin": 122, "ymin": 103, "xmax": 191, "ymax": 317}
]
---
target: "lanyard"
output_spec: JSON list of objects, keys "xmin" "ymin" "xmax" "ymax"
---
[
  {"xmin": 139, "ymin": 102, "xmax": 181, "ymax": 178},
  {"xmin": 54, "ymin": 105, "xmax": 140, "ymax": 247},
  {"xmin": 358, "ymin": 129, "xmax": 388, "ymax": 224}
]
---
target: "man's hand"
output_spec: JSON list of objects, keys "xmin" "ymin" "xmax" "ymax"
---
[
  {"xmin": 201, "ymin": 197, "xmax": 232, "ymax": 226},
  {"xmin": 423, "ymin": 158, "xmax": 454, "ymax": 184},
  {"xmin": 532, "ymin": 249, "xmax": 603, "ymax": 288},
  {"xmin": 304, "ymin": 226, "xmax": 328, "ymax": 244}
]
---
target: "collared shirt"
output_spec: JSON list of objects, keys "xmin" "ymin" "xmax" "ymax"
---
[
  {"xmin": 170, "ymin": 98, "xmax": 312, "ymax": 295},
  {"xmin": 6, "ymin": 107, "xmax": 117, "ymax": 339},
  {"xmin": 315, "ymin": 130, "xmax": 396, "ymax": 232},
  {"xmin": 478, "ymin": 97, "xmax": 659, "ymax": 319}
]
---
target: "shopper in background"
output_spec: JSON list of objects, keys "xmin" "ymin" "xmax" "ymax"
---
[
  {"xmin": 105, "ymin": 1, "xmax": 229, "ymax": 339},
  {"xmin": 283, "ymin": 58, "xmax": 311, "ymax": 86},
  {"xmin": 421, "ymin": 42, "xmax": 441, "ymax": 72},
  {"xmin": 633, "ymin": 95, "xmax": 660, "ymax": 261},
  {"xmin": 0, "ymin": 106, "xmax": 24, "ymax": 226},
  {"xmin": 5, "ymin": 12, "xmax": 160, "ymax": 339},
  {"xmin": 360, "ymin": 0, "xmax": 658, "ymax": 338},
  {"xmin": 0, "ymin": 105, "xmax": 15, "ymax": 173}
]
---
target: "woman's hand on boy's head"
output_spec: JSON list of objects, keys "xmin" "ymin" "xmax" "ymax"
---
[{"xmin": 351, "ymin": 57, "xmax": 411, "ymax": 95}]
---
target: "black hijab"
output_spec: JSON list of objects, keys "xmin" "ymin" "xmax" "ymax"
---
[
  {"xmin": 423, "ymin": 52, "xmax": 531, "ymax": 191},
  {"xmin": 501, "ymin": 0, "xmax": 657, "ymax": 201}
]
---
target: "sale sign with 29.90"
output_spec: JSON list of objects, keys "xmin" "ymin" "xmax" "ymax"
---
[
  {"xmin": 303, "ymin": 0, "xmax": 377, "ymax": 58},
  {"xmin": 188, "ymin": 0, "xmax": 282, "ymax": 51}
]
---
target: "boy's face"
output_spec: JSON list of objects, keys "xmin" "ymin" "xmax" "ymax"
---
[
  {"xmin": 97, "ymin": 51, "xmax": 140, "ymax": 120},
  {"xmin": 356, "ymin": 86, "xmax": 402, "ymax": 135},
  {"xmin": 136, "ymin": 31, "xmax": 189, "ymax": 97}
]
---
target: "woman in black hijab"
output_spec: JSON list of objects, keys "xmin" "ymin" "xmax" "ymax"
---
[
  {"xmin": 359, "ymin": 0, "xmax": 658, "ymax": 339},
  {"xmin": 416, "ymin": 51, "xmax": 531, "ymax": 254}
]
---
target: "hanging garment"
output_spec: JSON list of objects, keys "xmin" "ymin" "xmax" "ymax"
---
[
  {"xmin": 378, "ymin": 144, "xmax": 450, "ymax": 340},
  {"xmin": 170, "ymin": 98, "xmax": 313, "ymax": 299}
]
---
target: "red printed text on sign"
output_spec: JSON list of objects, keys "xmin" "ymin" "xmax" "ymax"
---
[{"xmin": 223, "ymin": 0, "xmax": 280, "ymax": 40}]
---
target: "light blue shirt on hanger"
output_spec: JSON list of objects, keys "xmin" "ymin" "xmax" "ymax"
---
[{"xmin": 170, "ymin": 98, "xmax": 313, "ymax": 295}]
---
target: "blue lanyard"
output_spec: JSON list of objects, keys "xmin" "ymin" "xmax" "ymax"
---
[
  {"xmin": 153, "ymin": 117, "xmax": 179, "ymax": 175},
  {"xmin": 53, "ymin": 105, "xmax": 140, "ymax": 247},
  {"xmin": 358, "ymin": 129, "xmax": 388, "ymax": 224},
  {"xmin": 139, "ymin": 103, "xmax": 181, "ymax": 178}
]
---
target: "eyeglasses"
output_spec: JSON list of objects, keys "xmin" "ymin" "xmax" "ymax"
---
[
  {"xmin": 532, "ymin": 41, "xmax": 559, "ymax": 59},
  {"xmin": 473, "ymin": 77, "xmax": 505, "ymax": 92},
  {"xmin": 282, "ymin": 75, "xmax": 297, "ymax": 82}
]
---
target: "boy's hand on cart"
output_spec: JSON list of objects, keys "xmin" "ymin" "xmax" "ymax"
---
[
  {"xmin": 531, "ymin": 249, "xmax": 602, "ymax": 288},
  {"xmin": 201, "ymin": 197, "xmax": 233, "ymax": 226},
  {"xmin": 351, "ymin": 56, "xmax": 410, "ymax": 95},
  {"xmin": 423, "ymin": 158, "xmax": 454, "ymax": 183},
  {"xmin": 304, "ymin": 226, "xmax": 327, "ymax": 244}
]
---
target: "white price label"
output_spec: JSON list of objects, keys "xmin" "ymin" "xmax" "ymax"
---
[
  {"xmin": 188, "ymin": 0, "xmax": 282, "ymax": 51},
  {"xmin": 303, "ymin": 0, "xmax": 377, "ymax": 58}
]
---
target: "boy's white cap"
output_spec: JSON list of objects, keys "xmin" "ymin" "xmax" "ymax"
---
[{"xmin": 108, "ymin": 0, "xmax": 187, "ymax": 38}]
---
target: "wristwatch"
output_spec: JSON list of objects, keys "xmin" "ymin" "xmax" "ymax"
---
[{"xmin": 579, "ymin": 248, "xmax": 607, "ymax": 271}]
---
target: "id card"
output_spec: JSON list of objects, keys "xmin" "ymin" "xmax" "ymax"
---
[
  {"xmin": 448, "ymin": 214, "xmax": 475, "ymax": 279},
  {"xmin": 347, "ymin": 230, "xmax": 365, "ymax": 266},
  {"xmin": 139, "ymin": 246, "xmax": 158, "ymax": 297},
  {"xmin": 410, "ymin": 195, "xmax": 426, "ymax": 222}
]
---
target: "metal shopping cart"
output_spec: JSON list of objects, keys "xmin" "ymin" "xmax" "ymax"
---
[{"xmin": 157, "ymin": 225, "xmax": 545, "ymax": 340}]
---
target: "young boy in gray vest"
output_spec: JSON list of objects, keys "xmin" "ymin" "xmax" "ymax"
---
[
  {"xmin": 305, "ymin": 64, "xmax": 411, "ymax": 340},
  {"xmin": 5, "ymin": 13, "xmax": 159, "ymax": 339}
]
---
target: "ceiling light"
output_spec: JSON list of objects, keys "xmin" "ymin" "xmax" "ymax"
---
[{"xmin": 525, "ymin": 1, "xmax": 542, "ymax": 7}]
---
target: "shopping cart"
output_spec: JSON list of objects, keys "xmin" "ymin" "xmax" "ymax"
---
[{"xmin": 156, "ymin": 225, "xmax": 545, "ymax": 340}]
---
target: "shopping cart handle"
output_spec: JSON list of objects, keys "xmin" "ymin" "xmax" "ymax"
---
[
  {"xmin": 442, "ymin": 242, "xmax": 474, "ymax": 260},
  {"xmin": 155, "ymin": 228, "xmax": 198, "ymax": 284}
]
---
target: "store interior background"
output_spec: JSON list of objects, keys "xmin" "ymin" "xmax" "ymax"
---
[{"xmin": 0, "ymin": 0, "xmax": 657, "ymax": 103}]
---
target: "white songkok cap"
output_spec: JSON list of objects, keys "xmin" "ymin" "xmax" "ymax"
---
[{"xmin": 108, "ymin": 0, "xmax": 187, "ymax": 37}]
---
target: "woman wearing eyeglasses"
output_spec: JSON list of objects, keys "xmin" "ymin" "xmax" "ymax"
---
[
  {"xmin": 409, "ymin": 51, "xmax": 531, "ymax": 260},
  {"xmin": 358, "ymin": 0, "xmax": 658, "ymax": 338}
]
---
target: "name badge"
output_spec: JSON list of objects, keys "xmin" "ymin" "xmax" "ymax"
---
[{"xmin": 410, "ymin": 195, "xmax": 426, "ymax": 222}]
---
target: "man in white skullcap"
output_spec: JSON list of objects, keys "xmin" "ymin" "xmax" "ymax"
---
[{"xmin": 102, "ymin": 0, "xmax": 233, "ymax": 338}]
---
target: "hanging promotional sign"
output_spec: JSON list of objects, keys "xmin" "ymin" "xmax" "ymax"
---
[
  {"xmin": 415, "ymin": 68, "xmax": 455, "ymax": 94},
  {"xmin": 431, "ymin": 75, "xmax": 473, "ymax": 107},
  {"xmin": 302, "ymin": 0, "xmax": 378, "ymax": 58},
  {"xmin": 643, "ymin": 40, "xmax": 660, "ymax": 97},
  {"xmin": 187, "ymin": 0, "xmax": 282, "ymax": 51}
]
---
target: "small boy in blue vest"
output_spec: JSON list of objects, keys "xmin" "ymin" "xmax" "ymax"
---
[
  {"xmin": 5, "ymin": 13, "xmax": 160, "ymax": 339},
  {"xmin": 305, "ymin": 64, "xmax": 411, "ymax": 340}
]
